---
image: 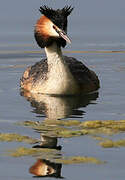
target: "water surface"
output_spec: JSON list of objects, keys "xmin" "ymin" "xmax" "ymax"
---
[{"xmin": 1, "ymin": 0, "xmax": 125, "ymax": 179}]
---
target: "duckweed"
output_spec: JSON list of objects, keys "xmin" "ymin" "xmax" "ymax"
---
[
  {"xmin": 18, "ymin": 120, "xmax": 81, "ymax": 128},
  {"xmin": 55, "ymin": 156, "xmax": 105, "ymax": 164},
  {"xmin": 0, "ymin": 133, "xmax": 37, "ymax": 144},
  {"xmin": 7, "ymin": 147, "xmax": 104, "ymax": 164},
  {"xmin": 18, "ymin": 119, "xmax": 125, "ymax": 138},
  {"xmin": 17, "ymin": 120, "xmax": 85, "ymax": 138},
  {"xmin": 45, "ymin": 119, "xmax": 81, "ymax": 126},
  {"xmin": 57, "ymin": 129, "xmax": 87, "ymax": 138},
  {"xmin": 79, "ymin": 120, "xmax": 125, "ymax": 136},
  {"xmin": 7, "ymin": 147, "xmax": 57, "ymax": 157},
  {"xmin": 99, "ymin": 139, "xmax": 125, "ymax": 148},
  {"xmin": 81, "ymin": 120, "xmax": 125, "ymax": 132}
]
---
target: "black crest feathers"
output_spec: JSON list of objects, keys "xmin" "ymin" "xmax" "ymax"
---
[
  {"xmin": 39, "ymin": 5, "xmax": 73, "ymax": 18},
  {"xmin": 39, "ymin": 6, "xmax": 73, "ymax": 32},
  {"xmin": 35, "ymin": 6, "xmax": 73, "ymax": 48}
]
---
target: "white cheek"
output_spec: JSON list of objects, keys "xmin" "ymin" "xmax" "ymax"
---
[
  {"xmin": 49, "ymin": 22, "xmax": 59, "ymax": 37},
  {"xmin": 51, "ymin": 28, "xmax": 59, "ymax": 37}
]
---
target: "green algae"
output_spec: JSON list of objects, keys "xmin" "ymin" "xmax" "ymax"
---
[
  {"xmin": 17, "ymin": 120, "xmax": 85, "ymax": 138},
  {"xmin": 6, "ymin": 146, "xmax": 104, "ymax": 164},
  {"xmin": 55, "ymin": 156, "xmax": 105, "ymax": 164},
  {"xmin": 17, "ymin": 119, "xmax": 125, "ymax": 138},
  {"xmin": 0, "ymin": 133, "xmax": 37, "ymax": 144},
  {"xmin": 19, "ymin": 120, "xmax": 39, "ymax": 127},
  {"xmin": 17, "ymin": 119, "xmax": 81, "ymax": 129},
  {"xmin": 80, "ymin": 120, "xmax": 125, "ymax": 136},
  {"xmin": 81, "ymin": 120, "xmax": 125, "ymax": 131},
  {"xmin": 56, "ymin": 129, "xmax": 88, "ymax": 138},
  {"xmin": 99, "ymin": 139, "xmax": 125, "ymax": 148},
  {"xmin": 7, "ymin": 147, "xmax": 58, "ymax": 158},
  {"xmin": 82, "ymin": 119, "xmax": 125, "ymax": 129},
  {"xmin": 45, "ymin": 119, "xmax": 81, "ymax": 127}
]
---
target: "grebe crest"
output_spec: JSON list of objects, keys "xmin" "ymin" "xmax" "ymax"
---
[{"xmin": 35, "ymin": 6, "xmax": 73, "ymax": 48}]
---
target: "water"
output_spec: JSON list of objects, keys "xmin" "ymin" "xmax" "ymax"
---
[{"xmin": 1, "ymin": 0, "xmax": 125, "ymax": 179}]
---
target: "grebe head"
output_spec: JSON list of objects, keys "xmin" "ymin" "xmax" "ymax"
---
[{"xmin": 34, "ymin": 6, "xmax": 73, "ymax": 48}]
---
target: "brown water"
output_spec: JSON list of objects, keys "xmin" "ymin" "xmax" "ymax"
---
[{"xmin": 1, "ymin": 0, "xmax": 125, "ymax": 179}]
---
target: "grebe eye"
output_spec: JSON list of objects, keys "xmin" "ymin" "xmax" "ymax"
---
[
  {"xmin": 53, "ymin": 25, "xmax": 55, "ymax": 29},
  {"xmin": 53, "ymin": 25, "xmax": 60, "ymax": 34},
  {"xmin": 53, "ymin": 25, "xmax": 56, "ymax": 30}
]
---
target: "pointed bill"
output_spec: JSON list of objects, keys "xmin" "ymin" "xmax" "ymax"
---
[
  {"xmin": 58, "ymin": 30, "xmax": 71, "ymax": 44},
  {"xmin": 53, "ymin": 25, "xmax": 71, "ymax": 43}
]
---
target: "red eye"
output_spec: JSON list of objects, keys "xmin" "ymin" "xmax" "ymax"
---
[
  {"xmin": 53, "ymin": 25, "xmax": 56, "ymax": 30},
  {"xmin": 53, "ymin": 25, "xmax": 60, "ymax": 34}
]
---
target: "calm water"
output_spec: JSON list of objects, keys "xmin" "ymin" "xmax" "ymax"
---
[{"xmin": 1, "ymin": 0, "xmax": 125, "ymax": 179}]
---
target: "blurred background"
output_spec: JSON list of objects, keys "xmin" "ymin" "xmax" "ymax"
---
[
  {"xmin": 1, "ymin": 1, "xmax": 125, "ymax": 180},
  {"xmin": 1, "ymin": 0, "xmax": 125, "ymax": 50}
]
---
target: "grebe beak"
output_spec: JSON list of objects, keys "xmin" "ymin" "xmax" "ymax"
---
[
  {"xmin": 58, "ymin": 30, "xmax": 71, "ymax": 44},
  {"xmin": 53, "ymin": 25, "xmax": 71, "ymax": 44}
]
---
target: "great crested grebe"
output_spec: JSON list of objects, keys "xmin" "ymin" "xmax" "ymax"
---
[{"xmin": 20, "ymin": 6, "xmax": 100, "ymax": 95}]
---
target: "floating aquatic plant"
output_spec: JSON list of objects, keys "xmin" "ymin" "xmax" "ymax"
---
[
  {"xmin": 17, "ymin": 119, "xmax": 125, "ymax": 138},
  {"xmin": 80, "ymin": 120, "xmax": 125, "ymax": 135},
  {"xmin": 17, "ymin": 120, "xmax": 85, "ymax": 138},
  {"xmin": 0, "ymin": 133, "xmax": 37, "ymax": 144},
  {"xmin": 55, "ymin": 156, "xmax": 105, "ymax": 165},
  {"xmin": 99, "ymin": 139, "xmax": 125, "ymax": 148},
  {"xmin": 6, "ymin": 146, "xmax": 104, "ymax": 164},
  {"xmin": 7, "ymin": 146, "xmax": 58, "ymax": 158}
]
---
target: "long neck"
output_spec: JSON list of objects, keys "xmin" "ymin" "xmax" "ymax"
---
[
  {"xmin": 43, "ymin": 42, "xmax": 79, "ymax": 95},
  {"xmin": 45, "ymin": 42, "xmax": 64, "ymax": 65}
]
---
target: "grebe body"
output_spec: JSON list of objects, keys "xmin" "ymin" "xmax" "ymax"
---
[{"xmin": 20, "ymin": 6, "xmax": 100, "ymax": 95}]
